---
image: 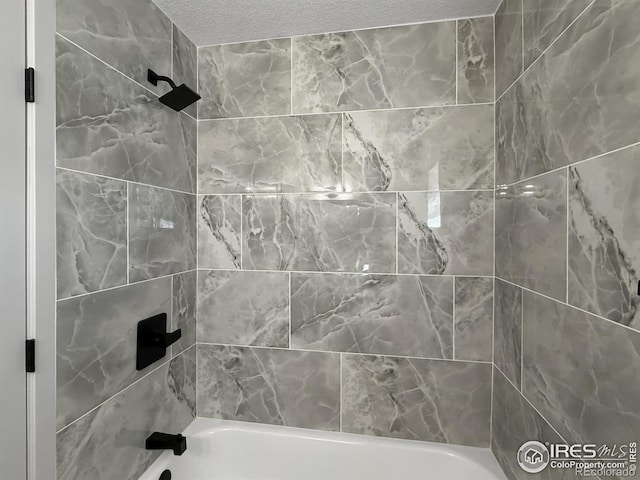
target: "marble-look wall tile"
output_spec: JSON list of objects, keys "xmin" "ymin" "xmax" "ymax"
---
[
  {"xmin": 56, "ymin": 169, "xmax": 127, "ymax": 300},
  {"xmin": 56, "ymin": 0, "xmax": 171, "ymax": 95},
  {"xmin": 292, "ymin": 23, "xmax": 456, "ymax": 113},
  {"xmin": 197, "ymin": 344, "xmax": 340, "ymax": 430},
  {"xmin": 523, "ymin": 0, "xmax": 592, "ymax": 69},
  {"xmin": 496, "ymin": 0, "xmax": 640, "ymax": 185},
  {"xmin": 198, "ymin": 39, "xmax": 291, "ymax": 119},
  {"xmin": 198, "ymin": 270, "xmax": 289, "ymax": 347},
  {"xmin": 495, "ymin": 170, "xmax": 567, "ymax": 300},
  {"xmin": 398, "ymin": 191, "xmax": 494, "ymax": 276},
  {"xmin": 342, "ymin": 354, "xmax": 491, "ymax": 447},
  {"xmin": 57, "ymin": 348, "xmax": 195, "ymax": 480},
  {"xmin": 523, "ymin": 291, "xmax": 640, "ymax": 444},
  {"xmin": 492, "ymin": 368, "xmax": 569, "ymax": 480},
  {"xmin": 343, "ymin": 105, "xmax": 494, "ymax": 192},
  {"xmin": 568, "ymin": 145, "xmax": 640, "ymax": 331},
  {"xmin": 198, "ymin": 195, "xmax": 241, "ymax": 269},
  {"xmin": 243, "ymin": 193, "xmax": 396, "ymax": 273},
  {"xmin": 291, "ymin": 274, "xmax": 453, "ymax": 358},
  {"xmin": 457, "ymin": 17, "xmax": 494, "ymax": 104},
  {"xmin": 172, "ymin": 25, "xmax": 198, "ymax": 118},
  {"xmin": 56, "ymin": 36, "xmax": 196, "ymax": 193},
  {"xmin": 495, "ymin": 0, "xmax": 523, "ymax": 98},
  {"xmin": 56, "ymin": 277, "xmax": 171, "ymax": 429},
  {"xmin": 129, "ymin": 185, "xmax": 196, "ymax": 282},
  {"xmin": 494, "ymin": 279, "xmax": 522, "ymax": 389},
  {"xmin": 172, "ymin": 271, "xmax": 197, "ymax": 355},
  {"xmin": 454, "ymin": 277, "xmax": 493, "ymax": 362},
  {"xmin": 198, "ymin": 115, "xmax": 342, "ymax": 194}
]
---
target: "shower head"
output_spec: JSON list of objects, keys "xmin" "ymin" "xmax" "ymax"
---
[{"xmin": 147, "ymin": 69, "xmax": 201, "ymax": 112}]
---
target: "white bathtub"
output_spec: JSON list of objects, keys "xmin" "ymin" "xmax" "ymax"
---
[{"xmin": 139, "ymin": 418, "xmax": 507, "ymax": 480}]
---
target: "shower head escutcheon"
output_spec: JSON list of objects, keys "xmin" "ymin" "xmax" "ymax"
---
[{"xmin": 147, "ymin": 69, "xmax": 201, "ymax": 112}]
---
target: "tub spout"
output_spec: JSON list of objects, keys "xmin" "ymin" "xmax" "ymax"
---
[{"xmin": 145, "ymin": 432, "xmax": 187, "ymax": 456}]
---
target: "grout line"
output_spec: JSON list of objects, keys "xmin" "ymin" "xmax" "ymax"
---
[
  {"xmin": 56, "ymin": 345, "xmax": 197, "ymax": 434},
  {"xmin": 196, "ymin": 101, "xmax": 494, "ymax": 122},
  {"xmin": 452, "ymin": 277, "xmax": 456, "ymax": 359},
  {"xmin": 288, "ymin": 272, "xmax": 292, "ymax": 349},
  {"xmin": 194, "ymin": 14, "xmax": 497, "ymax": 49},
  {"xmin": 197, "ymin": 267, "xmax": 495, "ymax": 279},
  {"xmin": 199, "ymin": 188, "xmax": 496, "ymax": 196},
  {"xmin": 395, "ymin": 193, "xmax": 399, "ymax": 274},
  {"xmin": 520, "ymin": 280, "xmax": 524, "ymax": 392},
  {"xmin": 455, "ymin": 20, "xmax": 459, "ymax": 105},
  {"xmin": 56, "ymin": 268, "xmax": 198, "ymax": 303},
  {"xmin": 196, "ymin": 341, "xmax": 492, "ymax": 364},
  {"xmin": 290, "ymin": 37, "xmax": 294, "ymax": 115},
  {"xmin": 495, "ymin": 276, "xmax": 640, "ymax": 336},
  {"xmin": 55, "ymin": 166, "xmax": 196, "ymax": 196},
  {"xmin": 126, "ymin": 182, "xmax": 130, "ymax": 285},
  {"xmin": 495, "ymin": 0, "xmax": 596, "ymax": 103},
  {"xmin": 566, "ymin": 167, "xmax": 570, "ymax": 304},
  {"xmin": 494, "ymin": 364, "xmax": 568, "ymax": 444},
  {"xmin": 489, "ymin": 361, "xmax": 494, "ymax": 446},
  {"xmin": 339, "ymin": 353, "xmax": 343, "ymax": 433},
  {"xmin": 496, "ymin": 139, "xmax": 640, "ymax": 189}
]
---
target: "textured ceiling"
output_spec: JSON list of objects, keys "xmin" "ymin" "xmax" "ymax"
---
[{"xmin": 152, "ymin": 0, "xmax": 502, "ymax": 46}]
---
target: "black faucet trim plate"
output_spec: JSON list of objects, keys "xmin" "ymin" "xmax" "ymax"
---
[{"xmin": 136, "ymin": 313, "xmax": 182, "ymax": 371}]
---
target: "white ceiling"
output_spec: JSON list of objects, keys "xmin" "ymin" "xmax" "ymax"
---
[{"xmin": 152, "ymin": 0, "xmax": 503, "ymax": 47}]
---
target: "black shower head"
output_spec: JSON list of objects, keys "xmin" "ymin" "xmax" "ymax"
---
[{"xmin": 148, "ymin": 69, "xmax": 201, "ymax": 112}]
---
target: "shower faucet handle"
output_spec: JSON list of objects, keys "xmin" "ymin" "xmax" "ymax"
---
[{"xmin": 136, "ymin": 313, "xmax": 181, "ymax": 370}]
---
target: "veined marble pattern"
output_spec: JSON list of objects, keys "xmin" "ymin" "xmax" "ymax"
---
[
  {"xmin": 56, "ymin": 0, "xmax": 171, "ymax": 95},
  {"xmin": 198, "ymin": 115, "xmax": 342, "ymax": 194},
  {"xmin": 197, "ymin": 345, "xmax": 340, "ymax": 430},
  {"xmin": 398, "ymin": 191, "xmax": 494, "ymax": 276},
  {"xmin": 243, "ymin": 193, "xmax": 396, "ymax": 273},
  {"xmin": 497, "ymin": 0, "xmax": 640, "ymax": 184},
  {"xmin": 492, "ymin": 368, "xmax": 570, "ymax": 480},
  {"xmin": 291, "ymin": 274, "xmax": 453, "ymax": 359},
  {"xmin": 56, "ymin": 277, "xmax": 171, "ymax": 429},
  {"xmin": 129, "ymin": 184, "xmax": 196, "ymax": 282},
  {"xmin": 568, "ymin": 145, "xmax": 640, "ymax": 330},
  {"xmin": 454, "ymin": 277, "xmax": 493, "ymax": 362},
  {"xmin": 292, "ymin": 23, "xmax": 456, "ymax": 113},
  {"xmin": 343, "ymin": 105, "xmax": 494, "ymax": 192},
  {"xmin": 457, "ymin": 17, "xmax": 494, "ymax": 104},
  {"xmin": 56, "ymin": 169, "xmax": 127, "ymax": 300},
  {"xmin": 342, "ymin": 354, "xmax": 491, "ymax": 447},
  {"xmin": 56, "ymin": 36, "xmax": 197, "ymax": 193},
  {"xmin": 172, "ymin": 271, "xmax": 197, "ymax": 355},
  {"xmin": 198, "ymin": 39, "xmax": 291, "ymax": 119},
  {"xmin": 172, "ymin": 25, "xmax": 198, "ymax": 118},
  {"xmin": 495, "ymin": 0, "xmax": 523, "ymax": 98},
  {"xmin": 523, "ymin": 0, "xmax": 592, "ymax": 69},
  {"xmin": 57, "ymin": 348, "xmax": 195, "ymax": 480},
  {"xmin": 198, "ymin": 270, "xmax": 289, "ymax": 347},
  {"xmin": 198, "ymin": 195, "xmax": 241, "ymax": 269},
  {"xmin": 522, "ymin": 291, "xmax": 640, "ymax": 444},
  {"xmin": 495, "ymin": 170, "xmax": 567, "ymax": 300},
  {"xmin": 494, "ymin": 279, "xmax": 522, "ymax": 389}
]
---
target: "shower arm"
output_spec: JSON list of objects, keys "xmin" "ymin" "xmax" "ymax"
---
[{"xmin": 147, "ymin": 69, "xmax": 177, "ymax": 89}]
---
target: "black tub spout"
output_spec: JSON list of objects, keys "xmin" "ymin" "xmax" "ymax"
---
[{"xmin": 145, "ymin": 432, "xmax": 187, "ymax": 456}]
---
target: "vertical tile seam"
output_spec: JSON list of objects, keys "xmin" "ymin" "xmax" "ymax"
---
[
  {"xmin": 455, "ymin": 20, "xmax": 459, "ymax": 105},
  {"xmin": 339, "ymin": 352, "xmax": 343, "ymax": 433},
  {"xmin": 452, "ymin": 277, "xmax": 456, "ymax": 359},
  {"xmin": 566, "ymin": 166, "xmax": 570, "ymax": 304},
  {"xmin": 290, "ymin": 37, "xmax": 294, "ymax": 115}
]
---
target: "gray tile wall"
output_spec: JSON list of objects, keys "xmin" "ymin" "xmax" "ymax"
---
[
  {"xmin": 55, "ymin": 0, "xmax": 199, "ymax": 477},
  {"xmin": 493, "ymin": 0, "xmax": 640, "ymax": 476},
  {"xmin": 195, "ymin": 17, "xmax": 496, "ymax": 448}
]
